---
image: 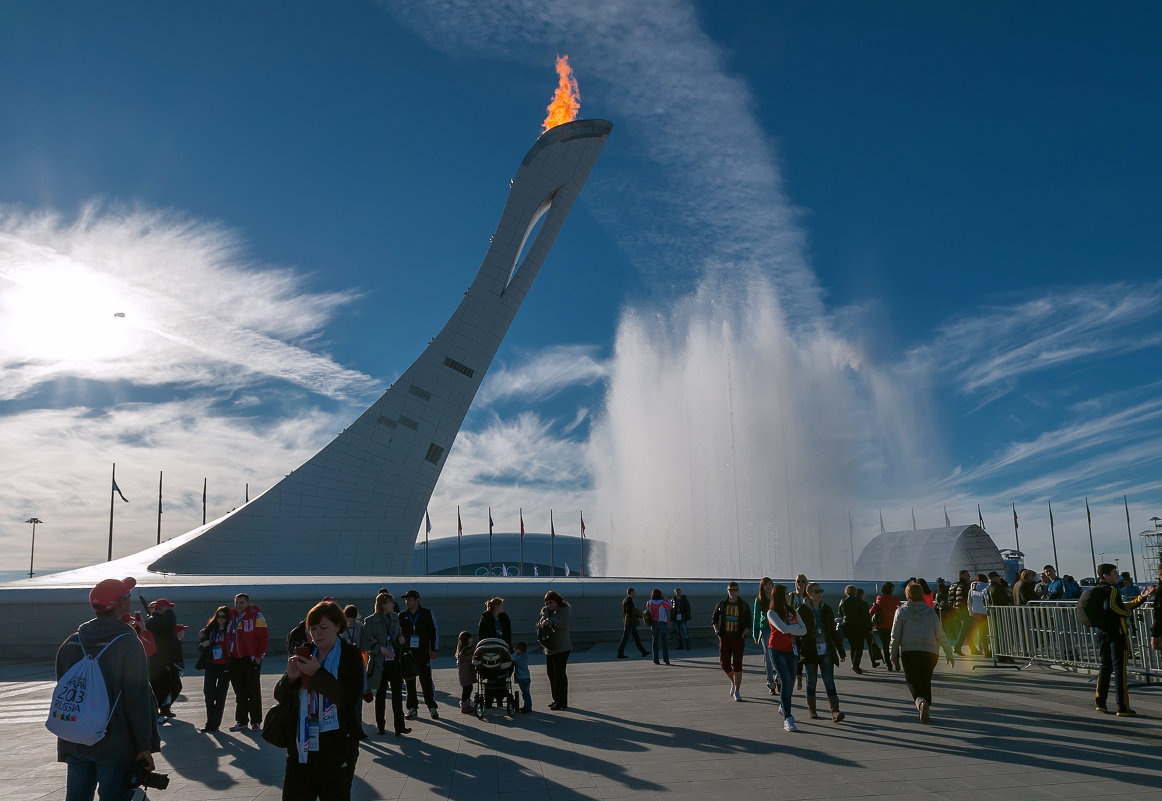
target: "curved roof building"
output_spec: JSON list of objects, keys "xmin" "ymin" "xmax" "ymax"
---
[{"xmin": 854, "ymin": 525, "xmax": 1005, "ymax": 580}]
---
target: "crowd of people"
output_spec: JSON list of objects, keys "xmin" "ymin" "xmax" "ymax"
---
[{"xmin": 52, "ymin": 562, "xmax": 1160, "ymax": 801}]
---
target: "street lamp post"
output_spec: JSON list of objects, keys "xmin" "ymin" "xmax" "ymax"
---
[{"xmin": 26, "ymin": 517, "xmax": 43, "ymax": 579}]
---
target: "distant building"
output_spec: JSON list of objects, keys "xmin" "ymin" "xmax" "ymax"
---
[
  {"xmin": 854, "ymin": 525, "xmax": 1005, "ymax": 581},
  {"xmin": 412, "ymin": 532, "xmax": 603, "ymax": 577}
]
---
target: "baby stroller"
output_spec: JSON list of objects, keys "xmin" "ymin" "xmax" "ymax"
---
[{"xmin": 471, "ymin": 638, "xmax": 519, "ymax": 719}]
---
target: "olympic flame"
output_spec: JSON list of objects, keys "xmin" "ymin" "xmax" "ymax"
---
[{"xmin": 542, "ymin": 55, "xmax": 580, "ymax": 133}]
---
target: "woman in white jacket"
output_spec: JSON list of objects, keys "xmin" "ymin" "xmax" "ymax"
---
[
  {"xmin": 890, "ymin": 583, "xmax": 955, "ymax": 723},
  {"xmin": 766, "ymin": 584, "xmax": 808, "ymax": 731}
]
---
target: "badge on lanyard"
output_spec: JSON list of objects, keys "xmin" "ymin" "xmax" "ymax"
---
[
  {"xmin": 409, "ymin": 635, "xmax": 420, "ymax": 649},
  {"xmin": 306, "ymin": 719, "xmax": 320, "ymax": 752},
  {"xmin": 212, "ymin": 646, "xmax": 223, "ymax": 660},
  {"xmin": 816, "ymin": 641, "xmax": 828, "ymax": 655}
]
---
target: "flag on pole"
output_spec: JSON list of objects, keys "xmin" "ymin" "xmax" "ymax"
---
[
  {"xmin": 1086, "ymin": 499, "xmax": 1092, "ymax": 525},
  {"xmin": 520, "ymin": 510, "xmax": 525, "ymax": 539},
  {"xmin": 458, "ymin": 508, "xmax": 463, "ymax": 537},
  {"xmin": 564, "ymin": 561, "xmax": 571, "ymax": 576},
  {"xmin": 978, "ymin": 504, "xmax": 986, "ymax": 531},
  {"xmin": 879, "ymin": 509, "xmax": 886, "ymax": 535},
  {"xmin": 550, "ymin": 512, "xmax": 555, "ymax": 539},
  {"xmin": 944, "ymin": 506, "xmax": 950, "ymax": 527},
  {"xmin": 426, "ymin": 511, "xmax": 432, "ymax": 535},
  {"xmin": 489, "ymin": 508, "xmax": 494, "ymax": 530},
  {"xmin": 579, "ymin": 511, "xmax": 586, "ymax": 577},
  {"xmin": 912, "ymin": 508, "xmax": 917, "ymax": 530},
  {"xmin": 534, "ymin": 565, "xmax": 539, "ymax": 577},
  {"xmin": 1012, "ymin": 503, "xmax": 1019, "ymax": 531},
  {"xmin": 112, "ymin": 477, "xmax": 129, "ymax": 503}
]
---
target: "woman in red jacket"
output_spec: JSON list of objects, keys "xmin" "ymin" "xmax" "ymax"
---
[{"xmin": 869, "ymin": 582, "xmax": 901, "ymax": 671}]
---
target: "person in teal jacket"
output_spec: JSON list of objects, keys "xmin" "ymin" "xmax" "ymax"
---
[{"xmin": 752, "ymin": 578, "xmax": 776, "ymax": 695}]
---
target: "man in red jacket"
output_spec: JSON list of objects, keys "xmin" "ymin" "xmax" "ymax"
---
[{"xmin": 227, "ymin": 592, "xmax": 268, "ymax": 731}]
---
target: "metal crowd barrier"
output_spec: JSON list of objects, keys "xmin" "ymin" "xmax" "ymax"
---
[{"xmin": 985, "ymin": 600, "xmax": 1159, "ymax": 680}]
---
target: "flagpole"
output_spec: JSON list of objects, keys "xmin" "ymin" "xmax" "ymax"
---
[
  {"xmin": 245, "ymin": 482, "xmax": 249, "ymax": 503},
  {"xmin": 1012, "ymin": 501, "xmax": 1020, "ymax": 554},
  {"xmin": 848, "ymin": 510, "xmax": 856, "ymax": 580},
  {"xmin": 488, "ymin": 506, "xmax": 494, "ymax": 577},
  {"xmin": 1124, "ymin": 494, "xmax": 1138, "ymax": 582},
  {"xmin": 1085, "ymin": 497, "xmax": 1097, "ymax": 578},
  {"xmin": 108, "ymin": 462, "xmax": 117, "ymax": 561},
  {"xmin": 550, "ymin": 510, "xmax": 555, "ymax": 578},
  {"xmin": 1048, "ymin": 499, "xmax": 1059, "ymax": 572},
  {"xmin": 156, "ymin": 470, "xmax": 163, "ymax": 545}
]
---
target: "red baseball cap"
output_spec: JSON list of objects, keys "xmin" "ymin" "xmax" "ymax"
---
[
  {"xmin": 152, "ymin": 598, "xmax": 175, "ymax": 610},
  {"xmin": 90, "ymin": 577, "xmax": 137, "ymax": 611},
  {"xmin": 174, "ymin": 623, "xmax": 189, "ymax": 632}
]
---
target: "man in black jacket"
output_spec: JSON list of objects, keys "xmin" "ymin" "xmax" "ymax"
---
[
  {"xmin": 1092, "ymin": 563, "xmax": 1155, "ymax": 715},
  {"xmin": 399, "ymin": 590, "xmax": 440, "ymax": 719},
  {"xmin": 672, "ymin": 587, "xmax": 693, "ymax": 650},
  {"xmin": 616, "ymin": 588, "xmax": 649, "ymax": 659},
  {"xmin": 947, "ymin": 570, "xmax": 972, "ymax": 655}
]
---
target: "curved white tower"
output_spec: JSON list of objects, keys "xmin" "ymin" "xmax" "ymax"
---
[{"xmin": 146, "ymin": 119, "xmax": 613, "ymax": 575}]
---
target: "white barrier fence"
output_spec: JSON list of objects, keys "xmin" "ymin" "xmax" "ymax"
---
[{"xmin": 985, "ymin": 600, "xmax": 1159, "ymax": 680}]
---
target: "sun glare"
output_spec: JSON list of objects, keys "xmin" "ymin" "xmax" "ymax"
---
[{"xmin": 1, "ymin": 264, "xmax": 139, "ymax": 363}]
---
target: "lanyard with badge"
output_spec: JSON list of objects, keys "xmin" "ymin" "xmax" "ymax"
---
[
  {"xmin": 406, "ymin": 611, "xmax": 421, "ymax": 650},
  {"xmin": 815, "ymin": 607, "xmax": 827, "ymax": 655}
]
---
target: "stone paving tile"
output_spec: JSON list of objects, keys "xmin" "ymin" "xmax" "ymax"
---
[{"xmin": 2, "ymin": 648, "xmax": 1161, "ymax": 799}]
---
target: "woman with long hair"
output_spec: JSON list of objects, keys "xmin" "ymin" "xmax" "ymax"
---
[
  {"xmin": 753, "ymin": 578, "xmax": 777, "ymax": 694},
  {"xmin": 359, "ymin": 593, "xmax": 409, "ymax": 737},
  {"xmin": 477, "ymin": 597, "xmax": 512, "ymax": 648},
  {"xmin": 275, "ymin": 601, "xmax": 367, "ymax": 800},
  {"xmin": 537, "ymin": 591, "xmax": 572, "ymax": 710},
  {"xmin": 198, "ymin": 606, "xmax": 231, "ymax": 732},
  {"xmin": 767, "ymin": 584, "xmax": 806, "ymax": 731},
  {"xmin": 644, "ymin": 589, "xmax": 673, "ymax": 665}
]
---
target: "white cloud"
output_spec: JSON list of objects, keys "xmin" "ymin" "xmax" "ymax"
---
[
  {"xmin": 0, "ymin": 203, "xmax": 379, "ymax": 402},
  {"xmin": 476, "ymin": 344, "xmax": 607, "ymax": 406}
]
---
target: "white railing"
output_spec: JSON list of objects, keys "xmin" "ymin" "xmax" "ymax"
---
[{"xmin": 985, "ymin": 600, "xmax": 1158, "ymax": 679}]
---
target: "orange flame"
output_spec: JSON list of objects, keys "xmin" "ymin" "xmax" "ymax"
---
[{"xmin": 542, "ymin": 55, "xmax": 581, "ymax": 133}]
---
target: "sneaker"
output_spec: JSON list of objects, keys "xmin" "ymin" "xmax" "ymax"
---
[
  {"xmin": 732, "ymin": 689, "xmax": 741, "ymax": 702},
  {"xmin": 1116, "ymin": 708, "xmax": 1137, "ymax": 717},
  {"xmin": 1095, "ymin": 704, "xmax": 1110, "ymax": 714},
  {"xmin": 428, "ymin": 707, "xmax": 440, "ymax": 719},
  {"xmin": 405, "ymin": 708, "xmax": 418, "ymax": 720},
  {"xmin": 783, "ymin": 716, "xmax": 798, "ymax": 732},
  {"xmin": 228, "ymin": 722, "xmax": 245, "ymax": 732},
  {"xmin": 918, "ymin": 699, "xmax": 930, "ymax": 724}
]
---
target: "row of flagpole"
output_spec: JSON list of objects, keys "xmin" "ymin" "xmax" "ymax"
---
[
  {"xmin": 107, "ymin": 463, "xmax": 247, "ymax": 561},
  {"xmin": 423, "ymin": 506, "xmax": 588, "ymax": 577},
  {"xmin": 876, "ymin": 496, "xmax": 1143, "ymax": 582}
]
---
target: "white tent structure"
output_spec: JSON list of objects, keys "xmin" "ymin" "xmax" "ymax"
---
[{"xmin": 854, "ymin": 524, "xmax": 1005, "ymax": 580}]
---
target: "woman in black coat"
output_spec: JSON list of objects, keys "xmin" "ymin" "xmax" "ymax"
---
[
  {"xmin": 837, "ymin": 585, "xmax": 873, "ymax": 674},
  {"xmin": 797, "ymin": 583, "xmax": 847, "ymax": 723},
  {"xmin": 274, "ymin": 601, "xmax": 367, "ymax": 801},
  {"xmin": 477, "ymin": 597, "xmax": 513, "ymax": 648}
]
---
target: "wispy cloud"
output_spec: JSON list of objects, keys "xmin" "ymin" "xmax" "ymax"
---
[
  {"xmin": 905, "ymin": 281, "xmax": 1162, "ymax": 398},
  {"xmin": 476, "ymin": 344, "xmax": 607, "ymax": 406},
  {"xmin": 0, "ymin": 203, "xmax": 380, "ymax": 402}
]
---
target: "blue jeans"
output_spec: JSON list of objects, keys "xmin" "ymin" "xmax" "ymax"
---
[
  {"xmin": 673, "ymin": 620, "xmax": 691, "ymax": 649},
  {"xmin": 770, "ymin": 649, "xmax": 797, "ymax": 718},
  {"xmin": 758, "ymin": 633, "xmax": 776, "ymax": 685},
  {"xmin": 651, "ymin": 624, "xmax": 669, "ymax": 662},
  {"xmin": 805, "ymin": 654, "xmax": 838, "ymax": 698},
  {"xmin": 517, "ymin": 677, "xmax": 532, "ymax": 711},
  {"xmin": 65, "ymin": 753, "xmax": 135, "ymax": 801}
]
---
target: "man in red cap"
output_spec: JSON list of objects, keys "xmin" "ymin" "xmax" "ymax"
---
[
  {"xmin": 55, "ymin": 576, "xmax": 160, "ymax": 800},
  {"xmin": 139, "ymin": 593, "xmax": 180, "ymax": 721},
  {"xmin": 227, "ymin": 592, "xmax": 269, "ymax": 731}
]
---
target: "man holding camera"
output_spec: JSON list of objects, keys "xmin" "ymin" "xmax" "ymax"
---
[{"xmin": 55, "ymin": 576, "xmax": 160, "ymax": 801}]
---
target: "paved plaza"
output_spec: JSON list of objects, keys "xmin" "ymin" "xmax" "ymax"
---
[{"xmin": 4, "ymin": 646, "xmax": 1160, "ymax": 800}]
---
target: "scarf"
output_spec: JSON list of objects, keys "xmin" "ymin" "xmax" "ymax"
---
[{"xmin": 295, "ymin": 642, "xmax": 343, "ymax": 763}]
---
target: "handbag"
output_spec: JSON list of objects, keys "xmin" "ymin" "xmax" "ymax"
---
[
  {"xmin": 536, "ymin": 622, "xmax": 556, "ymax": 649},
  {"xmin": 399, "ymin": 650, "xmax": 419, "ymax": 680},
  {"xmin": 261, "ymin": 702, "xmax": 293, "ymax": 748},
  {"xmin": 193, "ymin": 648, "xmax": 209, "ymax": 671}
]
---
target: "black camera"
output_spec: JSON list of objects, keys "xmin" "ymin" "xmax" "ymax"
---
[{"xmin": 129, "ymin": 758, "xmax": 170, "ymax": 791}]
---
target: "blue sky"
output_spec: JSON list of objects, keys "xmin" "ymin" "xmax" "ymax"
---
[{"xmin": 1, "ymin": 1, "xmax": 1160, "ymax": 579}]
